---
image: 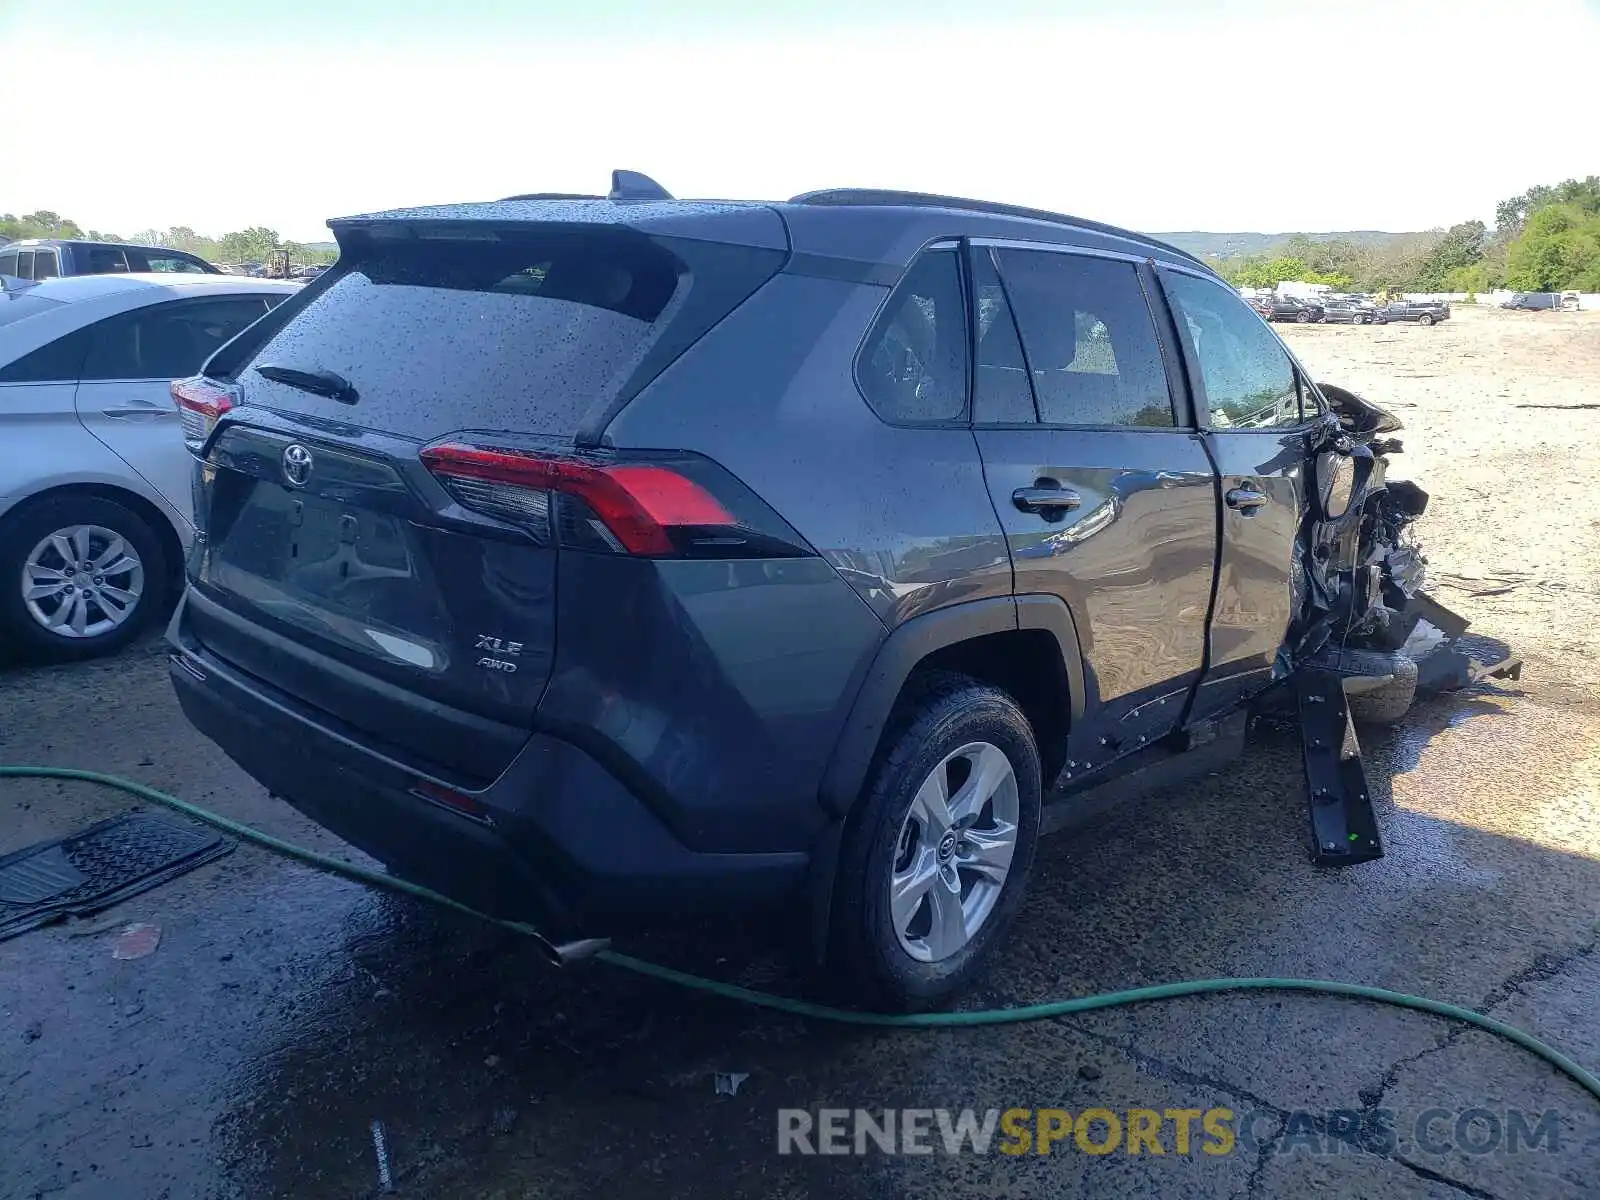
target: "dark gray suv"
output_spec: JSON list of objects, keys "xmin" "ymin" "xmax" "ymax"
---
[{"xmin": 168, "ymin": 174, "xmax": 1424, "ymax": 1009}]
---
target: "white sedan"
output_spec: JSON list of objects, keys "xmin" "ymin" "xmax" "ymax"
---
[{"xmin": 0, "ymin": 272, "xmax": 299, "ymax": 661}]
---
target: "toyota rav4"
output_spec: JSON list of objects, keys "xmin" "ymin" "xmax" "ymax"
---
[{"xmin": 168, "ymin": 173, "xmax": 1463, "ymax": 1009}]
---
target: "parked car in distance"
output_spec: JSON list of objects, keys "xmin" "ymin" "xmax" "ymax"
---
[
  {"xmin": 0, "ymin": 273, "xmax": 296, "ymax": 661},
  {"xmin": 1320, "ymin": 296, "xmax": 1377, "ymax": 325},
  {"xmin": 1372, "ymin": 299, "xmax": 1450, "ymax": 325},
  {"xmin": 1255, "ymin": 295, "xmax": 1325, "ymax": 323},
  {"xmin": 0, "ymin": 239, "xmax": 220, "ymax": 281},
  {"xmin": 166, "ymin": 174, "xmax": 1433, "ymax": 1010}
]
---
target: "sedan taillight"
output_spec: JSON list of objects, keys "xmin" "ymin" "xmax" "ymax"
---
[{"xmin": 172, "ymin": 376, "xmax": 238, "ymax": 452}]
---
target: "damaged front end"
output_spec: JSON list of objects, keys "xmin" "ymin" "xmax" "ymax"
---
[{"xmin": 1281, "ymin": 383, "xmax": 1521, "ymax": 866}]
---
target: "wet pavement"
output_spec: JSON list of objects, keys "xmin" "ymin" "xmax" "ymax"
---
[{"xmin": 3, "ymin": 629, "xmax": 1598, "ymax": 1200}]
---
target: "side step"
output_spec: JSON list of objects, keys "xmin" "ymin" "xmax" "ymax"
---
[{"xmin": 1296, "ymin": 668, "xmax": 1383, "ymax": 866}]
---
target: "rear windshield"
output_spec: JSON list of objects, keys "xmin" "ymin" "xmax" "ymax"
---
[{"xmin": 237, "ymin": 229, "xmax": 688, "ymax": 439}]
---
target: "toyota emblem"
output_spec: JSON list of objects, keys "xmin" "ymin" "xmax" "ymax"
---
[{"xmin": 282, "ymin": 443, "xmax": 314, "ymax": 487}]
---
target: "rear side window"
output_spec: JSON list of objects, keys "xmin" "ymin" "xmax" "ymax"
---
[
  {"xmin": 237, "ymin": 229, "xmax": 697, "ymax": 439},
  {"xmin": 0, "ymin": 327, "xmax": 94, "ymax": 383},
  {"xmin": 16, "ymin": 251, "xmax": 35, "ymax": 280},
  {"xmin": 992, "ymin": 250, "xmax": 1175, "ymax": 428},
  {"xmin": 1162, "ymin": 271, "xmax": 1301, "ymax": 430},
  {"xmin": 145, "ymin": 254, "xmax": 208, "ymax": 274},
  {"xmin": 857, "ymin": 248, "xmax": 968, "ymax": 423},
  {"xmin": 0, "ymin": 250, "xmax": 17, "ymax": 276},
  {"xmin": 82, "ymin": 297, "xmax": 273, "ymax": 380},
  {"xmin": 87, "ymin": 246, "xmax": 130, "ymax": 274},
  {"xmin": 970, "ymin": 249, "xmax": 1036, "ymax": 424},
  {"xmin": 30, "ymin": 249, "xmax": 59, "ymax": 279}
]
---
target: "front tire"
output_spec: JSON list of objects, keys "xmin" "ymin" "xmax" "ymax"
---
[
  {"xmin": 827, "ymin": 673, "xmax": 1042, "ymax": 1011},
  {"xmin": 1297, "ymin": 309, "xmax": 1313, "ymax": 323},
  {"xmin": 0, "ymin": 494, "xmax": 170, "ymax": 663}
]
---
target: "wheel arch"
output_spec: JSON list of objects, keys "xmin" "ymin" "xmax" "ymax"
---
[
  {"xmin": 807, "ymin": 595, "xmax": 1087, "ymax": 960},
  {"xmin": 0, "ymin": 481, "xmax": 186, "ymax": 592}
]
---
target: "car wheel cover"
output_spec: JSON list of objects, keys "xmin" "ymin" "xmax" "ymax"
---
[
  {"xmin": 888, "ymin": 741, "xmax": 1020, "ymax": 963},
  {"xmin": 21, "ymin": 524, "xmax": 145, "ymax": 639}
]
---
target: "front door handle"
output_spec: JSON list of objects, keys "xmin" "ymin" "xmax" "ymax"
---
[
  {"xmin": 1225, "ymin": 485, "xmax": 1269, "ymax": 512},
  {"xmin": 1013, "ymin": 485, "xmax": 1082, "ymax": 515}
]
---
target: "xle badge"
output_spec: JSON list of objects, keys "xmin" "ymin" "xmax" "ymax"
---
[{"xmin": 475, "ymin": 634, "xmax": 523, "ymax": 674}]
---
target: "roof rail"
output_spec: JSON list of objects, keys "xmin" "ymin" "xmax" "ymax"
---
[
  {"xmin": 499, "ymin": 192, "xmax": 604, "ymax": 202},
  {"xmin": 788, "ymin": 188, "xmax": 1207, "ymax": 268}
]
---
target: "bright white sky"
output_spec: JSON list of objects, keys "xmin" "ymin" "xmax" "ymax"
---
[{"xmin": 2, "ymin": 0, "xmax": 1595, "ymax": 242}]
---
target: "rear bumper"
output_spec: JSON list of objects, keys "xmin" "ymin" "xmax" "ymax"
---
[{"xmin": 167, "ymin": 596, "xmax": 808, "ymax": 937}]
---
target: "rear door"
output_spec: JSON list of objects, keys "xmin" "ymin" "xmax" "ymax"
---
[
  {"xmin": 1157, "ymin": 266, "xmax": 1332, "ymax": 723},
  {"xmin": 75, "ymin": 295, "xmax": 277, "ymax": 521},
  {"xmin": 969, "ymin": 243, "xmax": 1218, "ymax": 765}
]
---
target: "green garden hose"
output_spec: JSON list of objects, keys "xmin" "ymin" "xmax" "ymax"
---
[{"xmin": 5, "ymin": 764, "xmax": 1598, "ymax": 1108}]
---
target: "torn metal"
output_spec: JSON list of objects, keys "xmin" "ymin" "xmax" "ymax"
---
[{"xmin": 1280, "ymin": 383, "xmax": 1521, "ymax": 864}]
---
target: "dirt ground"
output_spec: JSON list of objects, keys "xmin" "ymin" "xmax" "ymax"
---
[{"xmin": 2, "ymin": 303, "xmax": 1599, "ymax": 1200}]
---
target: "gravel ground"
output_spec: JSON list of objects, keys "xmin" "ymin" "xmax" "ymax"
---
[{"xmin": 2, "ymin": 304, "xmax": 1598, "ymax": 1200}]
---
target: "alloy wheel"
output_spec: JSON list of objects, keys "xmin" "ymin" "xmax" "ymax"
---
[
  {"xmin": 888, "ymin": 741, "xmax": 1020, "ymax": 963},
  {"xmin": 21, "ymin": 524, "xmax": 145, "ymax": 639}
]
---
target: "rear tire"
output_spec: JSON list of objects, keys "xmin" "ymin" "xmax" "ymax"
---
[
  {"xmin": 0, "ymin": 494, "xmax": 170, "ymax": 664},
  {"xmin": 827, "ymin": 673, "xmax": 1041, "ymax": 1011},
  {"xmin": 1418, "ymin": 312, "xmax": 1435, "ymax": 326}
]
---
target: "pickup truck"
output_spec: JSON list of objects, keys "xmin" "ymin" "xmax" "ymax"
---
[{"xmin": 1372, "ymin": 299, "xmax": 1451, "ymax": 326}]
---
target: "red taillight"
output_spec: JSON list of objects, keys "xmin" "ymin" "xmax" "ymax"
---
[
  {"xmin": 421, "ymin": 442, "xmax": 734, "ymax": 556},
  {"xmin": 172, "ymin": 376, "xmax": 236, "ymax": 452}
]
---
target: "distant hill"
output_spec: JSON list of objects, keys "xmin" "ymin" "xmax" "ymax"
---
[{"xmin": 1151, "ymin": 231, "xmax": 1424, "ymax": 259}]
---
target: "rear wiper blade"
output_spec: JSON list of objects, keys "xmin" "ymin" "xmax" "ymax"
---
[{"xmin": 254, "ymin": 363, "xmax": 359, "ymax": 404}]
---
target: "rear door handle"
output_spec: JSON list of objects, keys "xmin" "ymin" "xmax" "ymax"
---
[
  {"xmin": 100, "ymin": 399, "xmax": 172, "ymax": 420},
  {"xmin": 1225, "ymin": 485, "xmax": 1269, "ymax": 512},
  {"xmin": 1012, "ymin": 486, "xmax": 1082, "ymax": 515}
]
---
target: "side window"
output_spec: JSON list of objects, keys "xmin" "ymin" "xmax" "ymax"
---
[
  {"xmin": 992, "ymin": 249, "xmax": 1176, "ymax": 428},
  {"xmin": 31, "ymin": 249, "xmax": 59, "ymax": 279},
  {"xmin": 1162, "ymin": 271, "xmax": 1301, "ymax": 430},
  {"xmin": 0, "ymin": 328, "xmax": 95, "ymax": 383},
  {"xmin": 857, "ymin": 248, "xmax": 968, "ymax": 423},
  {"xmin": 0, "ymin": 250, "xmax": 17, "ymax": 276},
  {"xmin": 970, "ymin": 249, "xmax": 1037, "ymax": 424},
  {"xmin": 81, "ymin": 298, "xmax": 273, "ymax": 381},
  {"xmin": 16, "ymin": 251, "xmax": 35, "ymax": 280},
  {"xmin": 146, "ymin": 255, "xmax": 206, "ymax": 274},
  {"xmin": 87, "ymin": 246, "xmax": 130, "ymax": 274}
]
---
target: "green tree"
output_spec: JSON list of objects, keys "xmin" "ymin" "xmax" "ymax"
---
[
  {"xmin": 1413, "ymin": 220, "xmax": 1487, "ymax": 291},
  {"xmin": 1506, "ymin": 204, "xmax": 1600, "ymax": 291},
  {"xmin": 0, "ymin": 210, "xmax": 86, "ymax": 240}
]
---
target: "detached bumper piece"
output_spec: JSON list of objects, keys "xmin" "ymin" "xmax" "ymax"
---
[{"xmin": 1295, "ymin": 669, "xmax": 1383, "ymax": 866}]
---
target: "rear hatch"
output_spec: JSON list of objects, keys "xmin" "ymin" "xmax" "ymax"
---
[{"xmin": 183, "ymin": 206, "xmax": 787, "ymax": 782}]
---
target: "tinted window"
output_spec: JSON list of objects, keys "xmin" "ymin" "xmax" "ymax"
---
[
  {"xmin": 0, "ymin": 251, "xmax": 17, "ymax": 276},
  {"xmin": 858, "ymin": 248, "xmax": 968, "ymax": 423},
  {"xmin": 87, "ymin": 246, "xmax": 130, "ymax": 274},
  {"xmin": 30, "ymin": 249, "xmax": 58, "ymax": 279},
  {"xmin": 145, "ymin": 254, "xmax": 207, "ymax": 274},
  {"xmin": 0, "ymin": 327, "xmax": 94, "ymax": 383},
  {"xmin": 82, "ymin": 297, "xmax": 272, "ymax": 380},
  {"xmin": 1163, "ymin": 271, "xmax": 1301, "ymax": 430},
  {"xmin": 237, "ymin": 229, "xmax": 725, "ymax": 438},
  {"xmin": 16, "ymin": 251, "xmax": 35, "ymax": 280},
  {"xmin": 970, "ymin": 248, "xmax": 1036, "ymax": 424},
  {"xmin": 993, "ymin": 250, "xmax": 1175, "ymax": 428}
]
